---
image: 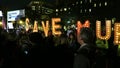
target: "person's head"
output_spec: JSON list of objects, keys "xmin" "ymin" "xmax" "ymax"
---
[
  {"xmin": 69, "ymin": 32, "xmax": 75, "ymax": 39},
  {"xmin": 78, "ymin": 27, "xmax": 94, "ymax": 45},
  {"xmin": 59, "ymin": 34, "xmax": 68, "ymax": 45}
]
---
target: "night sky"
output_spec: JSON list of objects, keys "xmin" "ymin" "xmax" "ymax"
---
[
  {"xmin": 0, "ymin": 0, "xmax": 120, "ymax": 9},
  {"xmin": 0, "ymin": 0, "xmax": 57, "ymax": 10},
  {"xmin": 0, "ymin": 0, "xmax": 31, "ymax": 10},
  {"xmin": 0, "ymin": 0, "xmax": 120, "ymax": 17}
]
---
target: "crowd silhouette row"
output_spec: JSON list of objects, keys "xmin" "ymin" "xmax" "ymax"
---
[{"xmin": 0, "ymin": 28, "xmax": 120, "ymax": 68}]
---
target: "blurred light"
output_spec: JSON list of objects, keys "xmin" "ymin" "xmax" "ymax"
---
[
  {"xmin": 24, "ymin": 51, "xmax": 28, "ymax": 55},
  {"xmin": 94, "ymin": 3, "xmax": 97, "ymax": 7},
  {"xmin": 85, "ymin": 9, "xmax": 87, "ymax": 12},
  {"xmin": 72, "ymin": 4, "xmax": 75, "ymax": 6},
  {"xmin": 76, "ymin": 2, "xmax": 79, "ymax": 4},
  {"xmin": 80, "ymin": 9, "xmax": 82, "ymax": 13},
  {"xmin": 105, "ymin": 2, "xmax": 107, "ymax": 6},
  {"xmin": 56, "ymin": 13, "xmax": 58, "ymax": 16},
  {"xmin": 80, "ymin": 1, "xmax": 82, "ymax": 4},
  {"xmin": 19, "ymin": 20, "xmax": 23, "ymax": 25},
  {"xmin": 118, "ymin": 45, "xmax": 120, "ymax": 56},
  {"xmin": 89, "ymin": 0, "xmax": 92, "ymax": 3},
  {"xmin": 63, "ymin": 26, "xmax": 67, "ymax": 31},
  {"xmin": 71, "ymin": 24, "xmax": 76, "ymax": 28},
  {"xmin": 112, "ymin": 27, "xmax": 114, "ymax": 31},
  {"xmin": 12, "ymin": 21, "xmax": 15, "ymax": 24},
  {"xmin": 112, "ymin": 18, "xmax": 116, "ymax": 24},
  {"xmin": 56, "ymin": 9, "xmax": 58, "ymax": 12},
  {"xmin": 68, "ymin": 7, "xmax": 71, "ymax": 10},
  {"xmin": 89, "ymin": 9, "xmax": 91, "ymax": 12},
  {"xmin": 38, "ymin": 6, "xmax": 41, "ymax": 10},
  {"xmin": 0, "ymin": 21, "xmax": 2, "ymax": 26},
  {"xmin": 60, "ymin": 9, "xmax": 63, "ymax": 11},
  {"xmin": 67, "ymin": 21, "xmax": 71, "ymax": 24},
  {"xmin": 32, "ymin": 6, "xmax": 35, "ymax": 10},
  {"xmin": 99, "ymin": 3, "xmax": 101, "ymax": 7},
  {"xmin": 0, "ymin": 11, "xmax": 3, "ymax": 17},
  {"xmin": 68, "ymin": 12, "xmax": 71, "ymax": 14},
  {"xmin": 64, "ymin": 8, "xmax": 67, "ymax": 11},
  {"xmin": 34, "ymin": 1, "xmax": 39, "ymax": 4}
]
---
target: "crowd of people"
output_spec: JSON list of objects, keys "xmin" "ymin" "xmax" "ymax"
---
[{"xmin": 0, "ymin": 27, "xmax": 120, "ymax": 68}]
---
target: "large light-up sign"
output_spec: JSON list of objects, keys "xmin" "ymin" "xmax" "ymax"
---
[
  {"xmin": 25, "ymin": 18, "xmax": 62, "ymax": 36},
  {"xmin": 24, "ymin": 17, "xmax": 120, "ymax": 45},
  {"xmin": 25, "ymin": 18, "xmax": 30, "ymax": 31},
  {"xmin": 96, "ymin": 20, "xmax": 120, "ymax": 45},
  {"xmin": 114, "ymin": 23, "xmax": 120, "ymax": 45},
  {"xmin": 33, "ymin": 20, "xmax": 38, "ymax": 32},
  {"xmin": 42, "ymin": 21, "xmax": 49, "ymax": 37},
  {"xmin": 77, "ymin": 20, "xmax": 90, "ymax": 42},
  {"xmin": 52, "ymin": 18, "xmax": 61, "ymax": 35},
  {"xmin": 96, "ymin": 20, "xmax": 111, "ymax": 40},
  {"xmin": 77, "ymin": 20, "xmax": 90, "ymax": 35}
]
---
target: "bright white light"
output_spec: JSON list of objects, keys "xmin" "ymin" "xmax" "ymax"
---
[
  {"xmin": 94, "ymin": 3, "xmax": 96, "ymax": 7},
  {"xmin": 0, "ymin": 11, "xmax": 3, "ymax": 17},
  {"xmin": 67, "ymin": 21, "xmax": 70, "ymax": 24},
  {"xmin": 105, "ymin": 2, "xmax": 107, "ymax": 6},
  {"xmin": 56, "ymin": 9, "xmax": 58, "ymax": 12},
  {"xmin": 89, "ymin": 9, "xmax": 91, "ymax": 12},
  {"xmin": 7, "ymin": 23, "xmax": 14, "ymax": 29},
  {"xmin": 24, "ymin": 51, "xmax": 28, "ymax": 55},
  {"xmin": 0, "ymin": 21, "xmax": 2, "ymax": 25},
  {"xmin": 80, "ymin": 1, "xmax": 82, "ymax": 4},
  {"xmin": 64, "ymin": 8, "xmax": 67, "ymax": 11},
  {"xmin": 19, "ymin": 20, "xmax": 23, "ymax": 24}
]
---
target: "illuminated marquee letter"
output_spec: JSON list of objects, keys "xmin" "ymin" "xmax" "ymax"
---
[
  {"xmin": 25, "ymin": 18, "xmax": 30, "ymax": 31},
  {"xmin": 77, "ymin": 20, "xmax": 90, "ymax": 42},
  {"xmin": 42, "ymin": 21, "xmax": 49, "ymax": 37},
  {"xmin": 96, "ymin": 20, "xmax": 111, "ymax": 40},
  {"xmin": 52, "ymin": 18, "xmax": 61, "ymax": 35},
  {"xmin": 33, "ymin": 20, "xmax": 38, "ymax": 32},
  {"xmin": 114, "ymin": 23, "xmax": 120, "ymax": 45},
  {"xmin": 77, "ymin": 20, "xmax": 90, "ymax": 35}
]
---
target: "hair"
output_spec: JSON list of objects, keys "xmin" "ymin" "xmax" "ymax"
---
[
  {"xmin": 69, "ymin": 32, "xmax": 75, "ymax": 38},
  {"xmin": 79, "ymin": 27, "xmax": 95, "ymax": 43}
]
